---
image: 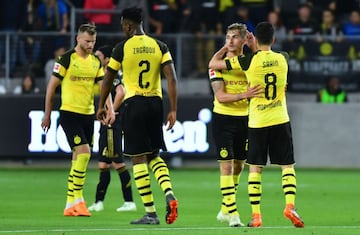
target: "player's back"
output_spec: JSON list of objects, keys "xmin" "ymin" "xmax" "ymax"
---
[
  {"xmin": 242, "ymin": 50, "xmax": 289, "ymax": 128},
  {"xmin": 110, "ymin": 35, "xmax": 172, "ymax": 101}
]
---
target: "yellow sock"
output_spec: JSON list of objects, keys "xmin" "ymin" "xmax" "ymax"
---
[
  {"xmin": 233, "ymin": 174, "xmax": 241, "ymax": 193},
  {"xmin": 73, "ymin": 153, "xmax": 90, "ymax": 201},
  {"xmin": 282, "ymin": 168, "xmax": 297, "ymax": 206},
  {"xmin": 220, "ymin": 175, "xmax": 237, "ymax": 215},
  {"xmin": 66, "ymin": 160, "xmax": 76, "ymax": 207},
  {"xmin": 133, "ymin": 163, "xmax": 155, "ymax": 213},
  {"xmin": 149, "ymin": 156, "xmax": 173, "ymax": 195},
  {"xmin": 248, "ymin": 172, "xmax": 262, "ymax": 214}
]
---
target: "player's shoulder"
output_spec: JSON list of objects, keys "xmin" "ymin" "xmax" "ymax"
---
[
  {"xmin": 56, "ymin": 48, "xmax": 75, "ymax": 68},
  {"xmin": 114, "ymin": 38, "xmax": 128, "ymax": 50},
  {"xmin": 279, "ymin": 51, "xmax": 290, "ymax": 61},
  {"xmin": 91, "ymin": 52, "xmax": 102, "ymax": 65},
  {"xmin": 238, "ymin": 52, "xmax": 256, "ymax": 71},
  {"xmin": 111, "ymin": 39, "xmax": 128, "ymax": 61},
  {"xmin": 146, "ymin": 35, "xmax": 169, "ymax": 53},
  {"xmin": 272, "ymin": 50, "xmax": 289, "ymax": 61}
]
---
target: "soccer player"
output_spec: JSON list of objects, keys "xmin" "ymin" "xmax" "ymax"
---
[
  {"xmin": 208, "ymin": 23, "xmax": 262, "ymax": 227},
  {"xmin": 41, "ymin": 23, "xmax": 110, "ymax": 217},
  {"xmin": 209, "ymin": 21, "xmax": 305, "ymax": 228},
  {"xmin": 97, "ymin": 7, "xmax": 178, "ymax": 225},
  {"xmin": 87, "ymin": 45, "xmax": 136, "ymax": 213}
]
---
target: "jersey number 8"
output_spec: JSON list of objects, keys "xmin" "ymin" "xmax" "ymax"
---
[{"xmin": 264, "ymin": 73, "xmax": 277, "ymax": 100}]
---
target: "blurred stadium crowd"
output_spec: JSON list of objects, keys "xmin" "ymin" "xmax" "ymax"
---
[{"xmin": 1, "ymin": 0, "xmax": 360, "ymax": 94}]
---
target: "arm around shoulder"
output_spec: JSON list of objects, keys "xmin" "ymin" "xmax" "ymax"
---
[{"xmin": 208, "ymin": 46, "xmax": 228, "ymax": 70}]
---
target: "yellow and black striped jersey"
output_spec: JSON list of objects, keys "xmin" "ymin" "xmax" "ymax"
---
[
  {"xmin": 208, "ymin": 57, "xmax": 249, "ymax": 116},
  {"xmin": 53, "ymin": 49, "xmax": 104, "ymax": 115},
  {"xmin": 225, "ymin": 50, "xmax": 290, "ymax": 128},
  {"xmin": 107, "ymin": 34, "xmax": 173, "ymax": 101}
]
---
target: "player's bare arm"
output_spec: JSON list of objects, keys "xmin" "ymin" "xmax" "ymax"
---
[
  {"xmin": 97, "ymin": 71, "xmax": 116, "ymax": 125},
  {"xmin": 113, "ymin": 84, "xmax": 125, "ymax": 111},
  {"xmin": 104, "ymin": 93, "xmax": 116, "ymax": 125},
  {"xmin": 41, "ymin": 75, "xmax": 61, "ymax": 133},
  {"xmin": 162, "ymin": 62, "xmax": 178, "ymax": 130},
  {"xmin": 105, "ymin": 84, "xmax": 125, "ymax": 125}
]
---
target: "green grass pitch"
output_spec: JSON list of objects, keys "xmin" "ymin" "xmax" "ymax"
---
[{"xmin": 0, "ymin": 165, "xmax": 359, "ymax": 235}]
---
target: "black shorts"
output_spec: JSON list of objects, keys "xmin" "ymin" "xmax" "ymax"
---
[
  {"xmin": 247, "ymin": 122, "xmax": 295, "ymax": 166},
  {"xmin": 121, "ymin": 96, "xmax": 166, "ymax": 157},
  {"xmin": 97, "ymin": 116, "xmax": 125, "ymax": 164},
  {"xmin": 59, "ymin": 110, "xmax": 94, "ymax": 149},
  {"xmin": 212, "ymin": 112, "xmax": 248, "ymax": 161}
]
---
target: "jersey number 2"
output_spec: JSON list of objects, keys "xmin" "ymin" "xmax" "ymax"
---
[
  {"xmin": 139, "ymin": 60, "xmax": 150, "ymax": 88},
  {"xmin": 265, "ymin": 73, "xmax": 277, "ymax": 100}
]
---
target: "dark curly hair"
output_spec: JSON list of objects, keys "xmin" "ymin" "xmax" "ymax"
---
[{"xmin": 121, "ymin": 7, "xmax": 143, "ymax": 24}]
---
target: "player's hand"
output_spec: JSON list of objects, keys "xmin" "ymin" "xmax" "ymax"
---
[
  {"xmin": 219, "ymin": 44, "xmax": 229, "ymax": 55},
  {"xmin": 96, "ymin": 107, "xmax": 107, "ymax": 125},
  {"xmin": 243, "ymin": 84, "xmax": 263, "ymax": 99},
  {"xmin": 165, "ymin": 111, "xmax": 176, "ymax": 131},
  {"xmin": 41, "ymin": 115, "xmax": 51, "ymax": 133},
  {"xmin": 104, "ymin": 109, "xmax": 116, "ymax": 125},
  {"xmin": 246, "ymin": 31, "xmax": 257, "ymax": 52}
]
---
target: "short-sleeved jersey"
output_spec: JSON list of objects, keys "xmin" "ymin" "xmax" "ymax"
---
[
  {"xmin": 208, "ymin": 57, "xmax": 249, "ymax": 116},
  {"xmin": 225, "ymin": 50, "xmax": 290, "ymax": 128},
  {"xmin": 107, "ymin": 34, "xmax": 173, "ymax": 101},
  {"xmin": 53, "ymin": 49, "xmax": 104, "ymax": 115}
]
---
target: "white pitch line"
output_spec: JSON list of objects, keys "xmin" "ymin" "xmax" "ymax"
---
[{"xmin": 0, "ymin": 226, "xmax": 360, "ymax": 233}]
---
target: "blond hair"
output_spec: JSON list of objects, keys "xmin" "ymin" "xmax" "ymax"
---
[
  {"xmin": 227, "ymin": 23, "xmax": 247, "ymax": 38},
  {"xmin": 78, "ymin": 23, "xmax": 97, "ymax": 35}
]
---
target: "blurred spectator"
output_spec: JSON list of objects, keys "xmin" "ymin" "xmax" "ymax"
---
[
  {"xmin": 240, "ymin": 0, "xmax": 273, "ymax": 25},
  {"xmin": 67, "ymin": 0, "xmax": 85, "ymax": 28},
  {"xmin": 342, "ymin": 10, "xmax": 360, "ymax": 39},
  {"xmin": 148, "ymin": 0, "xmax": 183, "ymax": 35},
  {"xmin": 44, "ymin": 44, "xmax": 65, "ymax": 87},
  {"xmin": 306, "ymin": 0, "xmax": 336, "ymax": 23},
  {"xmin": 273, "ymin": 0, "xmax": 305, "ymax": 28},
  {"xmin": 234, "ymin": 5, "xmax": 255, "ymax": 33},
  {"xmin": 317, "ymin": 9, "xmax": 344, "ymax": 42},
  {"xmin": 267, "ymin": 10, "xmax": 287, "ymax": 51},
  {"xmin": 332, "ymin": 0, "xmax": 359, "ymax": 21},
  {"xmin": 218, "ymin": 0, "xmax": 240, "ymax": 33},
  {"xmin": 310, "ymin": 0, "xmax": 360, "ymax": 22},
  {"xmin": 37, "ymin": 0, "xmax": 68, "ymax": 32},
  {"xmin": 83, "ymin": 0, "xmax": 116, "ymax": 32},
  {"xmin": 13, "ymin": 72, "xmax": 40, "ymax": 94},
  {"xmin": 316, "ymin": 76, "xmax": 348, "ymax": 103},
  {"xmin": 83, "ymin": 0, "xmax": 117, "ymax": 46},
  {"xmin": 287, "ymin": 3, "xmax": 319, "ymax": 42},
  {"xmin": 187, "ymin": 0, "xmax": 221, "ymax": 78},
  {"xmin": 176, "ymin": 0, "xmax": 192, "ymax": 33},
  {"xmin": 0, "ymin": 0, "xmax": 27, "ymax": 77},
  {"xmin": 307, "ymin": 0, "xmax": 359, "ymax": 22},
  {"xmin": 117, "ymin": 0, "xmax": 149, "ymax": 32},
  {"xmin": 18, "ymin": 0, "xmax": 42, "ymax": 72},
  {"xmin": 37, "ymin": 0, "xmax": 69, "ymax": 62}
]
